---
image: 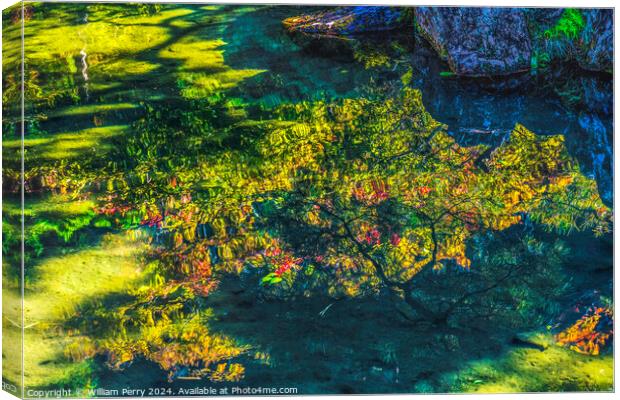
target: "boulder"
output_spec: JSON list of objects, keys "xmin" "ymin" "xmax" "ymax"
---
[
  {"xmin": 525, "ymin": 8, "xmax": 564, "ymax": 29},
  {"xmin": 283, "ymin": 6, "xmax": 405, "ymax": 36},
  {"xmin": 577, "ymin": 9, "xmax": 613, "ymax": 72},
  {"xmin": 415, "ymin": 7, "xmax": 532, "ymax": 77}
]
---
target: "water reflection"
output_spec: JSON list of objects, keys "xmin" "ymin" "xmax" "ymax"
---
[{"xmin": 1, "ymin": 2, "xmax": 613, "ymax": 394}]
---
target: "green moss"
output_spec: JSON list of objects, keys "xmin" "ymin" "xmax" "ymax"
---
[
  {"xmin": 544, "ymin": 9, "xmax": 585, "ymax": 40},
  {"xmin": 48, "ymin": 104, "xmax": 139, "ymax": 118},
  {"xmin": 3, "ymin": 195, "xmax": 104, "ymax": 264},
  {"xmin": 21, "ymin": 8, "xmax": 184, "ymax": 65},
  {"xmin": 26, "ymin": 233, "xmax": 145, "ymax": 320},
  {"xmin": 3, "ymin": 234, "xmax": 145, "ymax": 389},
  {"xmin": 160, "ymin": 35, "xmax": 265, "ymax": 99},
  {"xmin": 4, "ymin": 196, "xmax": 96, "ymax": 219},
  {"xmin": 3, "ymin": 125, "xmax": 128, "ymax": 162},
  {"xmin": 92, "ymin": 59, "xmax": 158, "ymax": 78},
  {"xmin": 2, "ymin": 259, "xmax": 23, "ymax": 390},
  {"xmin": 451, "ymin": 335, "xmax": 613, "ymax": 393}
]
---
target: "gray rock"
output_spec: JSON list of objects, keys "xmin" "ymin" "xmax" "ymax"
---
[
  {"xmin": 415, "ymin": 7, "xmax": 532, "ymax": 77},
  {"xmin": 525, "ymin": 8, "xmax": 565, "ymax": 30},
  {"xmin": 578, "ymin": 9, "xmax": 613, "ymax": 72}
]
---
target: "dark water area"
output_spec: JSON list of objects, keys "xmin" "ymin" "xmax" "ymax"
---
[{"xmin": 1, "ymin": 3, "xmax": 614, "ymax": 395}]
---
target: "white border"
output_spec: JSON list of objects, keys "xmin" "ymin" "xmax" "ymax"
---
[{"xmin": 0, "ymin": 1, "xmax": 617, "ymax": 400}]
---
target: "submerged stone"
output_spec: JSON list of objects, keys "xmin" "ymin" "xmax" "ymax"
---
[
  {"xmin": 283, "ymin": 6, "xmax": 405, "ymax": 36},
  {"xmin": 282, "ymin": 6, "xmax": 408, "ymax": 61}
]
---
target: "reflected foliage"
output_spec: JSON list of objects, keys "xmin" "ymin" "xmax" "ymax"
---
[
  {"xmin": 556, "ymin": 306, "xmax": 613, "ymax": 355},
  {"xmin": 1, "ymin": 2, "xmax": 614, "ymax": 391},
  {"xmin": 77, "ymin": 88, "xmax": 611, "ymax": 330}
]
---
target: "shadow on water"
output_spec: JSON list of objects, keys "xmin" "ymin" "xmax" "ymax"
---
[
  {"xmin": 93, "ymin": 283, "xmax": 510, "ymax": 394},
  {"xmin": 89, "ymin": 227, "xmax": 612, "ymax": 394}
]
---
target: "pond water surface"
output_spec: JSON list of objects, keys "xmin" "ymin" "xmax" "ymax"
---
[{"xmin": 1, "ymin": 3, "xmax": 613, "ymax": 395}]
